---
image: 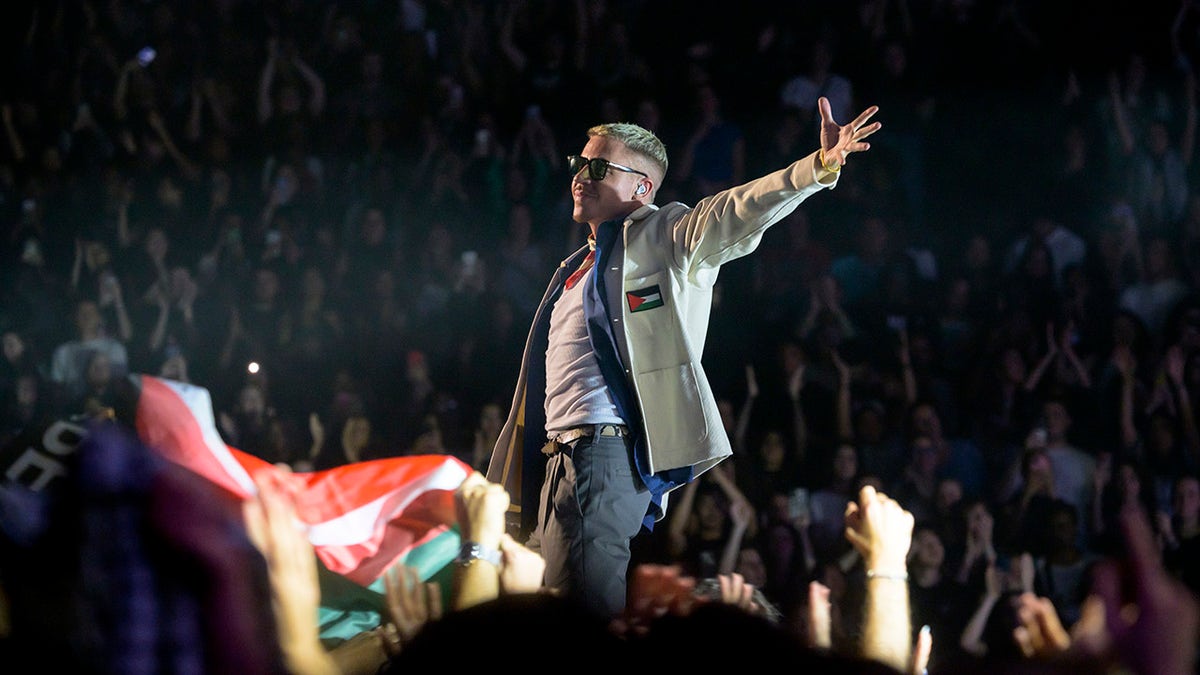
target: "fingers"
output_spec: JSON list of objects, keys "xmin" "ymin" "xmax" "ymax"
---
[
  {"xmin": 850, "ymin": 104, "xmax": 881, "ymax": 131},
  {"xmin": 912, "ymin": 624, "xmax": 932, "ymax": 675},
  {"xmin": 1035, "ymin": 596, "xmax": 1071, "ymax": 651},
  {"xmin": 1014, "ymin": 593, "xmax": 1071, "ymax": 658},
  {"xmin": 1014, "ymin": 625, "xmax": 1037, "ymax": 659},
  {"xmin": 1069, "ymin": 595, "xmax": 1110, "ymax": 657},
  {"xmin": 818, "ymin": 96, "xmax": 834, "ymax": 125},
  {"xmin": 807, "ymin": 580, "xmax": 833, "ymax": 649},
  {"xmin": 718, "ymin": 573, "xmax": 754, "ymax": 609}
]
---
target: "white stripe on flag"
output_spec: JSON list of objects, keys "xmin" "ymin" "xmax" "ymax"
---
[
  {"xmin": 159, "ymin": 377, "xmax": 258, "ymax": 496},
  {"xmin": 307, "ymin": 460, "xmax": 469, "ymax": 546}
]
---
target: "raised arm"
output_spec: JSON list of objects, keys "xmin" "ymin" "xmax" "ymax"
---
[
  {"xmin": 1058, "ymin": 321, "xmax": 1093, "ymax": 390},
  {"xmin": 788, "ymin": 362, "xmax": 811, "ymax": 466},
  {"xmin": 1165, "ymin": 343, "xmax": 1200, "ymax": 463},
  {"xmin": 959, "ymin": 562, "xmax": 1003, "ymax": 658},
  {"xmin": 242, "ymin": 472, "xmax": 340, "ymax": 675},
  {"xmin": 1024, "ymin": 322, "xmax": 1059, "ymax": 392},
  {"xmin": 291, "ymin": 50, "xmax": 326, "ymax": 118},
  {"xmin": 452, "ymin": 472, "xmax": 509, "ymax": 610},
  {"xmin": 734, "ymin": 364, "xmax": 758, "ymax": 453},
  {"xmin": 832, "ymin": 348, "xmax": 853, "ymax": 442},
  {"xmin": 666, "ymin": 478, "xmax": 701, "ymax": 559},
  {"xmin": 257, "ymin": 37, "xmax": 279, "ymax": 125},
  {"xmin": 843, "ymin": 485, "xmax": 914, "ymax": 671},
  {"xmin": 1107, "ymin": 68, "xmax": 1136, "ymax": 157},
  {"xmin": 1182, "ymin": 68, "xmax": 1197, "ymax": 167},
  {"xmin": 2, "ymin": 103, "xmax": 26, "ymax": 163},
  {"xmin": 1112, "ymin": 345, "xmax": 1141, "ymax": 452}
]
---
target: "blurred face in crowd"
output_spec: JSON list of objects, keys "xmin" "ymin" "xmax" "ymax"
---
[
  {"xmin": 15, "ymin": 374, "xmax": 38, "ymax": 408},
  {"xmin": 75, "ymin": 301, "xmax": 103, "ymax": 336},
  {"xmin": 936, "ymin": 477, "xmax": 963, "ymax": 513},
  {"xmin": 910, "ymin": 403, "xmax": 942, "ymax": 440},
  {"xmin": 145, "ymin": 227, "xmax": 168, "ymax": 261},
  {"xmin": 1042, "ymin": 400, "xmax": 1071, "ymax": 442},
  {"xmin": 1174, "ymin": 476, "xmax": 1200, "ymax": 522},
  {"xmin": 1000, "ymin": 347, "xmax": 1026, "ymax": 384},
  {"xmin": 965, "ymin": 234, "xmax": 991, "ymax": 271},
  {"xmin": 735, "ymin": 547, "xmax": 767, "ymax": 588},
  {"xmin": 695, "ymin": 488, "xmax": 727, "ymax": 532},
  {"xmin": 239, "ymin": 384, "xmax": 266, "ymax": 417},
  {"xmin": 279, "ymin": 83, "xmax": 302, "ymax": 115},
  {"xmin": 2, "ymin": 331, "xmax": 25, "ymax": 363},
  {"xmin": 1048, "ymin": 507, "xmax": 1078, "ymax": 551},
  {"xmin": 159, "ymin": 354, "xmax": 188, "ymax": 382},
  {"xmin": 302, "ymin": 267, "xmax": 325, "ymax": 300},
  {"xmin": 832, "ymin": 443, "xmax": 858, "ymax": 483},
  {"xmin": 479, "ymin": 402, "xmax": 503, "ymax": 434},
  {"xmin": 85, "ymin": 351, "xmax": 111, "ymax": 389},
  {"xmin": 759, "ymin": 431, "xmax": 787, "ymax": 471},
  {"xmin": 909, "ymin": 527, "xmax": 945, "ymax": 571},
  {"xmin": 342, "ymin": 416, "xmax": 371, "ymax": 451},
  {"xmin": 254, "ymin": 268, "xmax": 280, "ymax": 304},
  {"xmin": 911, "ymin": 435, "xmax": 939, "ymax": 475},
  {"xmin": 966, "ymin": 501, "xmax": 993, "ymax": 540},
  {"xmin": 853, "ymin": 403, "xmax": 885, "ymax": 444}
]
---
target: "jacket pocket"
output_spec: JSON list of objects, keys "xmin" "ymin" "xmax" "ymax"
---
[
  {"xmin": 623, "ymin": 272, "xmax": 688, "ymax": 371},
  {"xmin": 635, "ymin": 363, "xmax": 709, "ymax": 461}
]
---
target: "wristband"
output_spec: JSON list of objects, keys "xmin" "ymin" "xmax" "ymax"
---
[
  {"xmin": 819, "ymin": 148, "xmax": 842, "ymax": 173},
  {"xmin": 865, "ymin": 568, "xmax": 908, "ymax": 582},
  {"xmin": 455, "ymin": 541, "xmax": 502, "ymax": 568}
]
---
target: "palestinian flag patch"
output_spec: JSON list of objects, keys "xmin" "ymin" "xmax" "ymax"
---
[{"xmin": 627, "ymin": 285, "xmax": 664, "ymax": 313}]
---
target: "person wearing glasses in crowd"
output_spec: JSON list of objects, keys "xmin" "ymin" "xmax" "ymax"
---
[{"xmin": 486, "ymin": 96, "xmax": 881, "ymax": 618}]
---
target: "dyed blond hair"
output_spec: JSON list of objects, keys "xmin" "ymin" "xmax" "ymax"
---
[{"xmin": 587, "ymin": 122, "xmax": 668, "ymax": 182}]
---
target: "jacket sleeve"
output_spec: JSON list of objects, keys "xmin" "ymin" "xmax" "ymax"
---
[{"xmin": 670, "ymin": 150, "xmax": 836, "ymax": 277}]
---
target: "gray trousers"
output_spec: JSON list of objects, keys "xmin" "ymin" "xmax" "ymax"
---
[{"xmin": 525, "ymin": 432, "xmax": 652, "ymax": 618}]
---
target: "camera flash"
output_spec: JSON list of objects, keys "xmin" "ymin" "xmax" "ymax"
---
[{"xmin": 247, "ymin": 361, "xmax": 260, "ymax": 374}]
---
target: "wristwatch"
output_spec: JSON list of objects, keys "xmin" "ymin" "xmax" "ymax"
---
[{"xmin": 455, "ymin": 541, "xmax": 502, "ymax": 567}]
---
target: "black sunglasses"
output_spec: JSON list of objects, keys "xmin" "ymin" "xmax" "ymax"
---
[{"xmin": 567, "ymin": 155, "xmax": 648, "ymax": 181}]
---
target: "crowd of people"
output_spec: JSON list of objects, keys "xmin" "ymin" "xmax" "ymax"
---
[{"xmin": 4, "ymin": 0, "xmax": 1200, "ymax": 673}]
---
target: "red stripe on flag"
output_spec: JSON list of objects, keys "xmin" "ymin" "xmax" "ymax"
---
[{"xmin": 133, "ymin": 375, "xmax": 471, "ymax": 584}]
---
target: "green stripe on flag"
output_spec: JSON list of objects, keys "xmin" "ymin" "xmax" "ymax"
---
[{"xmin": 317, "ymin": 527, "xmax": 462, "ymax": 643}]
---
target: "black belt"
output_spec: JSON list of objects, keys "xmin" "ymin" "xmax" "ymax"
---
[{"xmin": 542, "ymin": 424, "xmax": 629, "ymax": 455}]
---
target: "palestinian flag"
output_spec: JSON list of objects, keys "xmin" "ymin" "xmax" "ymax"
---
[
  {"xmin": 2, "ymin": 374, "xmax": 473, "ymax": 642},
  {"xmin": 136, "ymin": 375, "xmax": 472, "ymax": 639},
  {"xmin": 626, "ymin": 285, "xmax": 663, "ymax": 312}
]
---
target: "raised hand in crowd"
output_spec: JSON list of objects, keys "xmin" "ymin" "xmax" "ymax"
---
[
  {"xmin": 844, "ymin": 484, "xmax": 915, "ymax": 672},
  {"xmin": 911, "ymin": 624, "xmax": 932, "ymax": 675},
  {"xmin": 957, "ymin": 500, "xmax": 997, "ymax": 584},
  {"xmin": 379, "ymin": 564, "xmax": 442, "ymax": 656},
  {"xmin": 1089, "ymin": 504, "xmax": 1199, "ymax": 675},
  {"xmin": 1006, "ymin": 504, "xmax": 1198, "ymax": 675},
  {"xmin": 453, "ymin": 471, "xmax": 514, "ymax": 609},
  {"xmin": 498, "ymin": 532, "xmax": 546, "ymax": 594},
  {"xmin": 807, "ymin": 579, "xmax": 833, "ymax": 650},
  {"xmin": 1012, "ymin": 592, "xmax": 1074, "ymax": 660},
  {"xmin": 614, "ymin": 563, "xmax": 698, "ymax": 638},
  {"xmin": 242, "ymin": 470, "xmax": 340, "ymax": 675}
]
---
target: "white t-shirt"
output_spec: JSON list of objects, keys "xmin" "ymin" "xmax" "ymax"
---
[{"xmin": 543, "ymin": 267, "xmax": 622, "ymax": 437}]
